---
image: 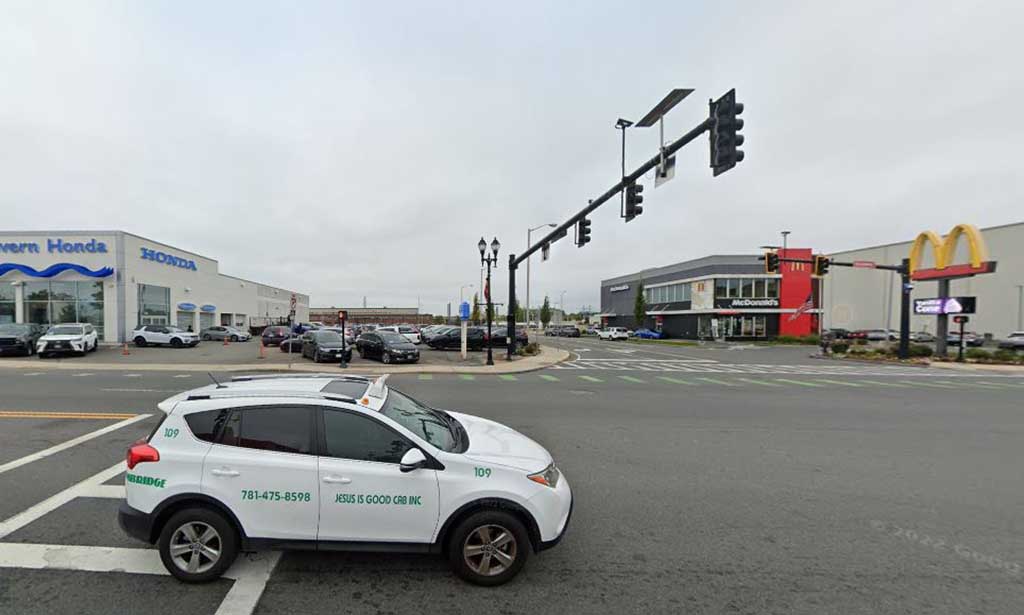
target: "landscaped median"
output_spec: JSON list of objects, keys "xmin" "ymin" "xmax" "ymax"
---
[
  {"xmin": 825, "ymin": 341, "xmax": 1024, "ymax": 369},
  {"xmin": 0, "ymin": 345, "xmax": 571, "ymax": 375}
]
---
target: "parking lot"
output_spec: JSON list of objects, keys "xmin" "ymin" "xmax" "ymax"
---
[{"xmin": 0, "ymin": 341, "xmax": 1022, "ymax": 614}]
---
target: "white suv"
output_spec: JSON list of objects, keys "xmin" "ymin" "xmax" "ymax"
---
[
  {"xmin": 132, "ymin": 325, "xmax": 200, "ymax": 348},
  {"xmin": 597, "ymin": 327, "xmax": 630, "ymax": 341},
  {"xmin": 378, "ymin": 325, "xmax": 422, "ymax": 344},
  {"xmin": 37, "ymin": 323, "xmax": 99, "ymax": 357},
  {"xmin": 118, "ymin": 374, "xmax": 572, "ymax": 586}
]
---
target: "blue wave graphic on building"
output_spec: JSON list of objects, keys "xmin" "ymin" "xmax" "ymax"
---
[{"xmin": 0, "ymin": 263, "xmax": 115, "ymax": 278}]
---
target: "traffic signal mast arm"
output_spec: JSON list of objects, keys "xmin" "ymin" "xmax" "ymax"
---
[
  {"xmin": 512, "ymin": 117, "xmax": 713, "ymax": 268},
  {"xmin": 768, "ymin": 256, "xmax": 908, "ymax": 273}
]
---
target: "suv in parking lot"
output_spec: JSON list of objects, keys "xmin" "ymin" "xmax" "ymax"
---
[
  {"xmin": 597, "ymin": 327, "xmax": 630, "ymax": 341},
  {"xmin": 132, "ymin": 325, "xmax": 200, "ymax": 348},
  {"xmin": 37, "ymin": 323, "xmax": 99, "ymax": 356},
  {"xmin": 301, "ymin": 330, "xmax": 352, "ymax": 363},
  {"xmin": 0, "ymin": 323, "xmax": 45, "ymax": 356},
  {"xmin": 356, "ymin": 331, "xmax": 420, "ymax": 363},
  {"xmin": 117, "ymin": 375, "xmax": 571, "ymax": 586}
]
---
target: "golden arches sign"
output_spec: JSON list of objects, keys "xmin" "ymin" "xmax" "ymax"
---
[{"xmin": 908, "ymin": 223, "xmax": 996, "ymax": 280}]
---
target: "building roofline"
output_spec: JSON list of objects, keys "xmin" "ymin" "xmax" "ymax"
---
[
  {"xmin": 601, "ymin": 254, "xmax": 761, "ymax": 286},
  {"xmin": 827, "ymin": 220, "xmax": 1024, "ymax": 255}
]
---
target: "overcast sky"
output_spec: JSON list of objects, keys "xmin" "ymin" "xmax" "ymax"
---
[{"xmin": 2, "ymin": 1, "xmax": 1022, "ymax": 315}]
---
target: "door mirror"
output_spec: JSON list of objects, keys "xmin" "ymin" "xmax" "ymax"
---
[{"xmin": 399, "ymin": 448, "xmax": 427, "ymax": 473}]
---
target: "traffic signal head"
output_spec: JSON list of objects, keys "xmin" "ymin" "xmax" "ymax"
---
[
  {"xmin": 765, "ymin": 251, "xmax": 780, "ymax": 273},
  {"xmin": 576, "ymin": 217, "xmax": 592, "ymax": 247},
  {"xmin": 710, "ymin": 88, "xmax": 745, "ymax": 177},
  {"xmin": 624, "ymin": 182, "xmax": 644, "ymax": 222},
  {"xmin": 813, "ymin": 255, "xmax": 831, "ymax": 276}
]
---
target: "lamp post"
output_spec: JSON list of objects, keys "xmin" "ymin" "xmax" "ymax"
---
[
  {"xmin": 478, "ymin": 236, "xmax": 501, "ymax": 366},
  {"xmin": 460, "ymin": 284, "xmax": 474, "ymax": 304},
  {"xmin": 526, "ymin": 223, "xmax": 556, "ymax": 329},
  {"xmin": 559, "ymin": 290, "xmax": 567, "ymax": 323}
]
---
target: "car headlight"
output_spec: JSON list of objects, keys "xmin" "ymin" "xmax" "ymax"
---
[{"xmin": 527, "ymin": 464, "xmax": 560, "ymax": 488}]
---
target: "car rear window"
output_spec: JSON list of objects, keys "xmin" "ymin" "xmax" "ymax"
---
[{"xmin": 184, "ymin": 409, "xmax": 229, "ymax": 442}]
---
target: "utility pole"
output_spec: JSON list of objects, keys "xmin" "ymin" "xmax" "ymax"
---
[
  {"xmin": 526, "ymin": 223, "xmax": 556, "ymax": 328},
  {"xmin": 1016, "ymin": 284, "xmax": 1023, "ymax": 331}
]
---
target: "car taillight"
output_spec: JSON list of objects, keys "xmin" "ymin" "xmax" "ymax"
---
[{"xmin": 127, "ymin": 439, "xmax": 160, "ymax": 470}]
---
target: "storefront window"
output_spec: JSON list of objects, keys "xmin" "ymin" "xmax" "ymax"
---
[
  {"xmin": 754, "ymin": 279, "xmax": 766, "ymax": 297},
  {"xmin": 0, "ymin": 283, "xmax": 14, "ymax": 324},
  {"xmin": 715, "ymin": 278, "xmax": 728, "ymax": 298},
  {"xmin": 741, "ymin": 279, "xmax": 754, "ymax": 298},
  {"xmin": 138, "ymin": 284, "xmax": 170, "ymax": 326},
  {"xmin": 765, "ymin": 278, "xmax": 779, "ymax": 298},
  {"xmin": 20, "ymin": 281, "xmax": 105, "ymax": 336}
]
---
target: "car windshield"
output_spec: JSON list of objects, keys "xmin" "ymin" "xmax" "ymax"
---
[
  {"xmin": 48, "ymin": 326, "xmax": 83, "ymax": 335},
  {"xmin": 379, "ymin": 388, "xmax": 457, "ymax": 452},
  {"xmin": 316, "ymin": 331, "xmax": 341, "ymax": 343},
  {"xmin": 379, "ymin": 332, "xmax": 407, "ymax": 344},
  {"xmin": 0, "ymin": 324, "xmax": 31, "ymax": 334}
]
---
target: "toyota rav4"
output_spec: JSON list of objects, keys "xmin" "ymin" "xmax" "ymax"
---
[{"xmin": 118, "ymin": 374, "xmax": 572, "ymax": 586}]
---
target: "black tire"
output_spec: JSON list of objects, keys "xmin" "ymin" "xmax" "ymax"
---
[
  {"xmin": 230, "ymin": 335, "xmax": 238, "ymax": 342},
  {"xmin": 202, "ymin": 334, "xmax": 211, "ymax": 341},
  {"xmin": 447, "ymin": 510, "xmax": 530, "ymax": 586},
  {"xmin": 382, "ymin": 351, "xmax": 392, "ymax": 364},
  {"xmin": 158, "ymin": 507, "xmax": 238, "ymax": 583},
  {"xmin": 314, "ymin": 350, "xmax": 321, "ymax": 363},
  {"xmin": 134, "ymin": 336, "xmax": 148, "ymax": 347},
  {"xmin": 90, "ymin": 340, "xmax": 98, "ymax": 352},
  {"xmin": 170, "ymin": 338, "xmax": 183, "ymax": 348}
]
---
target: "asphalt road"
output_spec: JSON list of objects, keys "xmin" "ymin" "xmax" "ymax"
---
[{"xmin": 0, "ymin": 341, "xmax": 1022, "ymax": 614}]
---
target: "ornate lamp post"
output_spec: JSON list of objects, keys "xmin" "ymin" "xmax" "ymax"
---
[{"xmin": 478, "ymin": 236, "xmax": 501, "ymax": 366}]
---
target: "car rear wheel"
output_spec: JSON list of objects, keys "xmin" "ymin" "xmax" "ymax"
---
[
  {"xmin": 134, "ymin": 336, "xmax": 148, "ymax": 347},
  {"xmin": 202, "ymin": 334, "xmax": 211, "ymax": 341},
  {"xmin": 314, "ymin": 350, "xmax": 322, "ymax": 363},
  {"xmin": 170, "ymin": 338, "xmax": 183, "ymax": 348},
  {"xmin": 230, "ymin": 335, "xmax": 238, "ymax": 342},
  {"xmin": 447, "ymin": 510, "xmax": 530, "ymax": 586},
  {"xmin": 158, "ymin": 508, "xmax": 238, "ymax": 583}
]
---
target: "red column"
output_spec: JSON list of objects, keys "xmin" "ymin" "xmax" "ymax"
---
[{"xmin": 778, "ymin": 248, "xmax": 814, "ymax": 336}]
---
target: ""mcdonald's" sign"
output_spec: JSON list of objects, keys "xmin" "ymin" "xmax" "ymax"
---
[{"xmin": 908, "ymin": 223, "xmax": 997, "ymax": 281}]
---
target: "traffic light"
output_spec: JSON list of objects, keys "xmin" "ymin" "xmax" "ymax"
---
[
  {"xmin": 813, "ymin": 255, "xmax": 831, "ymax": 276},
  {"xmin": 624, "ymin": 182, "xmax": 644, "ymax": 221},
  {"xmin": 709, "ymin": 88, "xmax": 745, "ymax": 177},
  {"xmin": 764, "ymin": 251, "xmax": 779, "ymax": 273},
  {"xmin": 576, "ymin": 217, "xmax": 592, "ymax": 247}
]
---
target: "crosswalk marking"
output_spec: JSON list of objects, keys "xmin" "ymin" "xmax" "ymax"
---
[
  {"xmin": 775, "ymin": 378, "xmax": 825, "ymax": 387},
  {"xmin": 657, "ymin": 376, "xmax": 695, "ymax": 385},
  {"xmin": 695, "ymin": 377, "xmax": 738, "ymax": 387},
  {"xmin": 813, "ymin": 379, "xmax": 863, "ymax": 387},
  {"xmin": 579, "ymin": 375, "xmax": 603, "ymax": 383},
  {"xmin": 619, "ymin": 375, "xmax": 645, "ymax": 383},
  {"xmin": 539, "ymin": 374, "xmax": 560, "ymax": 382},
  {"xmin": 499, "ymin": 375, "xmax": 518, "ymax": 381},
  {"xmin": 901, "ymin": 380, "xmax": 954, "ymax": 388},
  {"xmin": 458, "ymin": 374, "xmax": 475, "ymax": 381},
  {"xmin": 736, "ymin": 378, "xmax": 783, "ymax": 387},
  {"xmin": 860, "ymin": 380, "xmax": 910, "ymax": 388},
  {"xmin": 936, "ymin": 380, "xmax": 1001, "ymax": 389}
]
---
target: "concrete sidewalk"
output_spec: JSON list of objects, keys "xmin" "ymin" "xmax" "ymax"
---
[
  {"xmin": 0, "ymin": 345, "xmax": 570, "ymax": 375},
  {"xmin": 929, "ymin": 360, "xmax": 1024, "ymax": 373}
]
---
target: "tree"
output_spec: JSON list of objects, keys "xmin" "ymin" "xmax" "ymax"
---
[
  {"xmin": 634, "ymin": 281, "xmax": 647, "ymax": 329},
  {"xmin": 515, "ymin": 303, "xmax": 526, "ymax": 324},
  {"xmin": 470, "ymin": 292, "xmax": 481, "ymax": 323},
  {"xmin": 540, "ymin": 295, "xmax": 552, "ymax": 328}
]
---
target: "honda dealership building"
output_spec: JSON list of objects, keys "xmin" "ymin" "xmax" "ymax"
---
[{"xmin": 0, "ymin": 230, "xmax": 309, "ymax": 343}]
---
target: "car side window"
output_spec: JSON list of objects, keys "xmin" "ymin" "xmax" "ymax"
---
[
  {"xmin": 185, "ymin": 409, "xmax": 229, "ymax": 442},
  {"xmin": 218, "ymin": 406, "xmax": 314, "ymax": 455},
  {"xmin": 321, "ymin": 409, "xmax": 412, "ymax": 464}
]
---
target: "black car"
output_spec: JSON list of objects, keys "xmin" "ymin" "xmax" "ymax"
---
[
  {"xmin": 261, "ymin": 325, "xmax": 291, "ymax": 346},
  {"xmin": 279, "ymin": 336, "xmax": 305, "ymax": 353},
  {"xmin": 556, "ymin": 325, "xmax": 580, "ymax": 337},
  {"xmin": 356, "ymin": 331, "xmax": 420, "ymax": 364},
  {"xmin": 488, "ymin": 326, "xmax": 529, "ymax": 347},
  {"xmin": 301, "ymin": 330, "xmax": 353, "ymax": 363},
  {"xmin": 427, "ymin": 326, "xmax": 485, "ymax": 350},
  {"xmin": 422, "ymin": 325, "xmax": 457, "ymax": 344},
  {"xmin": 0, "ymin": 323, "xmax": 44, "ymax": 356}
]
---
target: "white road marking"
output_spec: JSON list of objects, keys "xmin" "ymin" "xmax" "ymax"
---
[
  {"xmin": 0, "ymin": 462, "xmax": 125, "ymax": 539},
  {"xmin": 0, "ymin": 414, "xmax": 151, "ymax": 477},
  {"xmin": 173, "ymin": 374, "xmax": 192, "ymax": 378},
  {"xmin": 0, "ymin": 543, "xmax": 167, "ymax": 575},
  {"xmin": 22, "ymin": 372, "xmax": 44, "ymax": 376},
  {"xmin": 78, "ymin": 484, "xmax": 125, "ymax": 499},
  {"xmin": 572, "ymin": 348, "xmax": 591, "ymax": 352},
  {"xmin": 71, "ymin": 373, "xmax": 95, "ymax": 377},
  {"xmin": 123, "ymin": 374, "xmax": 142, "ymax": 378},
  {"xmin": 215, "ymin": 551, "xmax": 283, "ymax": 615}
]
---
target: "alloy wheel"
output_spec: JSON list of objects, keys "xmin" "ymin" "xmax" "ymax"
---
[
  {"xmin": 168, "ymin": 521, "xmax": 222, "ymax": 575},
  {"xmin": 462, "ymin": 524, "xmax": 517, "ymax": 577}
]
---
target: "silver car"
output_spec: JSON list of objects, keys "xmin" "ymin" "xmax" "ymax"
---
[{"xmin": 199, "ymin": 326, "xmax": 251, "ymax": 342}]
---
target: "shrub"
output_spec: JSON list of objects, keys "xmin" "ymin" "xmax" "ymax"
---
[
  {"xmin": 855, "ymin": 339, "xmax": 868, "ymax": 346},
  {"xmin": 516, "ymin": 342, "xmax": 541, "ymax": 356},
  {"xmin": 909, "ymin": 344, "xmax": 933, "ymax": 358},
  {"xmin": 992, "ymin": 349, "xmax": 1017, "ymax": 363},
  {"xmin": 775, "ymin": 334, "xmax": 820, "ymax": 345},
  {"xmin": 831, "ymin": 342, "xmax": 850, "ymax": 354},
  {"xmin": 965, "ymin": 348, "xmax": 991, "ymax": 361},
  {"xmin": 848, "ymin": 346, "xmax": 868, "ymax": 355}
]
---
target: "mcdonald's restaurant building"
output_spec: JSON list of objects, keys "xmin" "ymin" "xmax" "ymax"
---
[
  {"xmin": 0, "ymin": 230, "xmax": 310, "ymax": 343},
  {"xmin": 599, "ymin": 253, "xmax": 821, "ymax": 340},
  {"xmin": 823, "ymin": 220, "xmax": 1024, "ymax": 339}
]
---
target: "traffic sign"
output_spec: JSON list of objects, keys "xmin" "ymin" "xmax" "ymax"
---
[
  {"xmin": 852, "ymin": 261, "xmax": 877, "ymax": 269},
  {"xmin": 953, "ymin": 315, "xmax": 969, "ymax": 324},
  {"xmin": 914, "ymin": 297, "xmax": 976, "ymax": 315},
  {"xmin": 459, "ymin": 301, "xmax": 470, "ymax": 321}
]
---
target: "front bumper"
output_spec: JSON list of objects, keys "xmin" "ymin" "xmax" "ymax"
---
[
  {"xmin": 0, "ymin": 342, "xmax": 30, "ymax": 354},
  {"xmin": 529, "ymin": 472, "xmax": 573, "ymax": 549},
  {"xmin": 117, "ymin": 501, "xmax": 155, "ymax": 544},
  {"xmin": 39, "ymin": 341, "xmax": 85, "ymax": 354}
]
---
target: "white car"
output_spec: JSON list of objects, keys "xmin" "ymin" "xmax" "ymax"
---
[
  {"xmin": 118, "ymin": 374, "xmax": 572, "ymax": 586},
  {"xmin": 37, "ymin": 323, "xmax": 99, "ymax": 357},
  {"xmin": 378, "ymin": 325, "xmax": 422, "ymax": 344},
  {"xmin": 597, "ymin": 327, "xmax": 630, "ymax": 341},
  {"xmin": 132, "ymin": 325, "xmax": 200, "ymax": 348}
]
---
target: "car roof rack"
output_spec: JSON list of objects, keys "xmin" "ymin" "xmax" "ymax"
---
[
  {"xmin": 184, "ymin": 390, "xmax": 358, "ymax": 404},
  {"xmin": 230, "ymin": 374, "xmax": 371, "ymax": 383}
]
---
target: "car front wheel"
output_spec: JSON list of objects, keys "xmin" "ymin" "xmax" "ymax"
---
[
  {"xmin": 170, "ymin": 338, "xmax": 183, "ymax": 348},
  {"xmin": 230, "ymin": 335, "xmax": 238, "ymax": 342},
  {"xmin": 134, "ymin": 336, "xmax": 148, "ymax": 347},
  {"xmin": 382, "ymin": 351, "xmax": 392, "ymax": 364},
  {"xmin": 202, "ymin": 334, "xmax": 211, "ymax": 341},
  {"xmin": 447, "ymin": 510, "xmax": 530, "ymax": 586},
  {"xmin": 158, "ymin": 508, "xmax": 238, "ymax": 583}
]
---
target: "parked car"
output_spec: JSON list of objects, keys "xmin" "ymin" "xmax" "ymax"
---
[
  {"xmin": 909, "ymin": 331, "xmax": 936, "ymax": 343},
  {"xmin": 997, "ymin": 331, "xmax": 1024, "ymax": 350},
  {"xmin": 558, "ymin": 325, "xmax": 580, "ymax": 338},
  {"xmin": 947, "ymin": 331, "xmax": 984, "ymax": 347},
  {"xmin": 261, "ymin": 325, "xmax": 291, "ymax": 346},
  {"xmin": 487, "ymin": 326, "xmax": 529, "ymax": 347},
  {"xmin": 356, "ymin": 331, "xmax": 420, "ymax": 363},
  {"xmin": 427, "ymin": 327, "xmax": 485, "ymax": 350},
  {"xmin": 300, "ymin": 330, "xmax": 353, "ymax": 363},
  {"xmin": 200, "ymin": 326, "xmax": 251, "ymax": 342},
  {"xmin": 825, "ymin": 328, "xmax": 850, "ymax": 340},
  {"xmin": 633, "ymin": 328, "xmax": 664, "ymax": 340},
  {"xmin": 378, "ymin": 325, "xmax": 422, "ymax": 344},
  {"xmin": 131, "ymin": 325, "xmax": 199, "ymax": 348},
  {"xmin": 0, "ymin": 323, "xmax": 45, "ymax": 356},
  {"xmin": 597, "ymin": 327, "xmax": 630, "ymax": 341},
  {"xmin": 422, "ymin": 325, "xmax": 457, "ymax": 344},
  {"xmin": 862, "ymin": 329, "xmax": 890, "ymax": 341},
  {"xmin": 37, "ymin": 323, "xmax": 99, "ymax": 357},
  {"xmin": 279, "ymin": 336, "xmax": 305, "ymax": 353},
  {"xmin": 321, "ymin": 326, "xmax": 355, "ymax": 345},
  {"xmin": 585, "ymin": 326, "xmax": 599, "ymax": 335}
]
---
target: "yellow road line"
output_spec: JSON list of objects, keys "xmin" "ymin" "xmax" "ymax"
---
[{"xmin": 0, "ymin": 410, "xmax": 138, "ymax": 420}]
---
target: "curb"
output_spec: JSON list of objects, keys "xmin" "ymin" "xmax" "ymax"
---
[
  {"xmin": 0, "ymin": 346, "xmax": 571, "ymax": 375},
  {"xmin": 927, "ymin": 361, "xmax": 1024, "ymax": 373},
  {"xmin": 814, "ymin": 354, "xmax": 930, "ymax": 368}
]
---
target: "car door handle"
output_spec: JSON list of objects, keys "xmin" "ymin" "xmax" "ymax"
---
[
  {"xmin": 322, "ymin": 475, "xmax": 352, "ymax": 484},
  {"xmin": 211, "ymin": 468, "xmax": 240, "ymax": 477}
]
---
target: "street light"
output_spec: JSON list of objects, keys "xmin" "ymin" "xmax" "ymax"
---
[
  {"xmin": 479, "ymin": 236, "xmax": 501, "ymax": 366},
  {"xmin": 526, "ymin": 223, "xmax": 557, "ymax": 329},
  {"xmin": 559, "ymin": 290, "xmax": 567, "ymax": 322},
  {"xmin": 460, "ymin": 284, "xmax": 474, "ymax": 303}
]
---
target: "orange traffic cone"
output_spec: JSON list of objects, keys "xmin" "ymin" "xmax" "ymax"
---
[
  {"xmin": 223, "ymin": 334, "xmax": 230, "ymax": 346},
  {"xmin": 122, "ymin": 343, "xmax": 130, "ymax": 356},
  {"xmin": 258, "ymin": 339, "xmax": 266, "ymax": 360}
]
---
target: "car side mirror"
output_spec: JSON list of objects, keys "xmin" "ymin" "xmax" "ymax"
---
[{"xmin": 399, "ymin": 448, "xmax": 427, "ymax": 473}]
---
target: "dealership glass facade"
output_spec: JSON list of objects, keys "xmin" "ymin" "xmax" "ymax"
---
[
  {"xmin": 21, "ymin": 281, "xmax": 105, "ymax": 336},
  {"xmin": 138, "ymin": 284, "xmax": 171, "ymax": 326},
  {"xmin": 0, "ymin": 284, "xmax": 14, "ymax": 324},
  {"xmin": 645, "ymin": 282, "xmax": 692, "ymax": 304},
  {"xmin": 714, "ymin": 277, "xmax": 778, "ymax": 299}
]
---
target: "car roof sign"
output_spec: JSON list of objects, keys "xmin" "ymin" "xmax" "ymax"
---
[{"xmin": 366, "ymin": 374, "xmax": 389, "ymax": 400}]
